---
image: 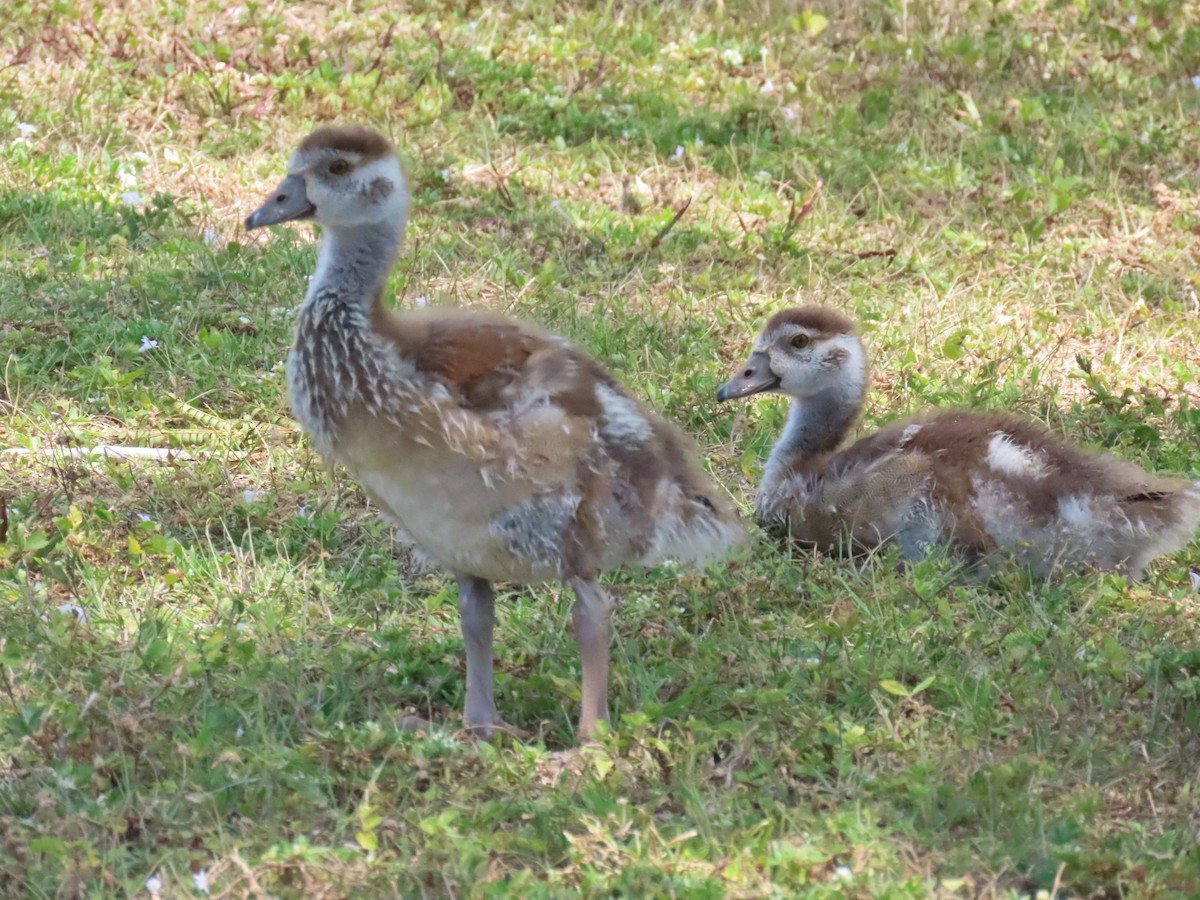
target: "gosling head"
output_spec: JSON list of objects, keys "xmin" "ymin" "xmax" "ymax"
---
[
  {"xmin": 245, "ymin": 125, "xmax": 409, "ymax": 235},
  {"xmin": 717, "ymin": 306, "xmax": 868, "ymax": 406}
]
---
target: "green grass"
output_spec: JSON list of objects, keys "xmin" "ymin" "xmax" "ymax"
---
[{"xmin": 2, "ymin": 0, "xmax": 1200, "ymax": 896}]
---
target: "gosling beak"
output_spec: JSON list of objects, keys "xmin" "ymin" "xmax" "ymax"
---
[
  {"xmin": 245, "ymin": 174, "xmax": 316, "ymax": 230},
  {"xmin": 716, "ymin": 352, "xmax": 780, "ymax": 402}
]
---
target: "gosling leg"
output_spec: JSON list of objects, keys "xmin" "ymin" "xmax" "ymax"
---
[
  {"xmin": 456, "ymin": 574, "xmax": 513, "ymax": 739},
  {"xmin": 569, "ymin": 578, "xmax": 616, "ymax": 741}
]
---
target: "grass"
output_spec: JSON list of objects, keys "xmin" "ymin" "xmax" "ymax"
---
[{"xmin": 2, "ymin": 0, "xmax": 1200, "ymax": 896}]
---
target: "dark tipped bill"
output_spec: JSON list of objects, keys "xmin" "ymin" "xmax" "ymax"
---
[
  {"xmin": 244, "ymin": 174, "xmax": 315, "ymax": 230},
  {"xmin": 716, "ymin": 352, "xmax": 780, "ymax": 401}
]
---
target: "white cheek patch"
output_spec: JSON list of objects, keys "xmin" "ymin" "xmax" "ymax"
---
[
  {"xmin": 355, "ymin": 156, "xmax": 403, "ymax": 190},
  {"xmin": 596, "ymin": 383, "xmax": 653, "ymax": 447},
  {"xmin": 354, "ymin": 155, "xmax": 403, "ymax": 180},
  {"xmin": 987, "ymin": 433, "xmax": 1048, "ymax": 479},
  {"xmin": 825, "ymin": 333, "xmax": 865, "ymax": 370},
  {"xmin": 355, "ymin": 157, "xmax": 408, "ymax": 212}
]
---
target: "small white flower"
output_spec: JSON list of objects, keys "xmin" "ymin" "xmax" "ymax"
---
[
  {"xmin": 412, "ymin": 296, "xmax": 429, "ymax": 308},
  {"xmin": 671, "ymin": 145, "xmax": 685, "ymax": 161},
  {"xmin": 238, "ymin": 316, "xmax": 251, "ymax": 324},
  {"xmin": 720, "ymin": 47, "xmax": 744, "ymax": 67},
  {"xmin": 235, "ymin": 722, "xmax": 245, "ymax": 740},
  {"xmin": 203, "ymin": 228, "xmax": 218, "ymax": 245},
  {"xmin": 138, "ymin": 336, "xmax": 159, "ymax": 353},
  {"xmin": 298, "ymin": 504, "xmax": 311, "ymax": 518},
  {"xmin": 1075, "ymin": 647, "xmax": 1087, "ymax": 661},
  {"xmin": 192, "ymin": 869, "xmax": 210, "ymax": 894},
  {"xmin": 242, "ymin": 489, "xmax": 257, "ymax": 503},
  {"xmin": 118, "ymin": 169, "xmax": 139, "ymax": 190},
  {"xmin": 13, "ymin": 122, "xmax": 36, "ymax": 145},
  {"xmin": 1191, "ymin": 75, "xmax": 1200, "ymax": 90},
  {"xmin": 834, "ymin": 865, "xmax": 854, "ymax": 882},
  {"xmin": 781, "ymin": 107, "xmax": 798, "ymax": 122},
  {"xmin": 121, "ymin": 191, "xmax": 145, "ymax": 206},
  {"xmin": 57, "ymin": 603, "xmax": 88, "ymax": 623},
  {"xmin": 440, "ymin": 167, "xmax": 452, "ymax": 182},
  {"xmin": 146, "ymin": 874, "xmax": 163, "ymax": 895},
  {"xmin": 754, "ymin": 170, "xmax": 773, "ymax": 182},
  {"xmin": 1189, "ymin": 570, "xmax": 1200, "ymax": 592},
  {"xmin": 1127, "ymin": 14, "xmax": 1137, "ymax": 24},
  {"xmin": 760, "ymin": 78, "xmax": 776, "ymax": 95},
  {"xmin": 136, "ymin": 512, "xmax": 152, "ymax": 522}
]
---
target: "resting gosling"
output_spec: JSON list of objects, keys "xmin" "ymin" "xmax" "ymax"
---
[
  {"xmin": 717, "ymin": 306, "xmax": 1200, "ymax": 579},
  {"xmin": 245, "ymin": 125, "xmax": 742, "ymax": 741}
]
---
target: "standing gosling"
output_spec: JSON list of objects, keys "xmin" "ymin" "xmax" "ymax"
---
[
  {"xmin": 245, "ymin": 125, "xmax": 742, "ymax": 741},
  {"xmin": 717, "ymin": 306, "xmax": 1200, "ymax": 579}
]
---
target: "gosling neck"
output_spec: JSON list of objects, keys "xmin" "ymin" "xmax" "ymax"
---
[
  {"xmin": 304, "ymin": 221, "xmax": 404, "ymax": 320},
  {"xmin": 764, "ymin": 388, "xmax": 862, "ymax": 478}
]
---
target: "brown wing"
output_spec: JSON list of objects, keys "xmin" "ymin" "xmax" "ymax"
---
[
  {"xmin": 849, "ymin": 410, "xmax": 1190, "ymax": 545},
  {"xmin": 890, "ymin": 411, "xmax": 1166, "ymax": 500},
  {"xmin": 410, "ymin": 321, "xmax": 542, "ymax": 409},
  {"xmin": 372, "ymin": 306, "xmax": 606, "ymax": 415},
  {"xmin": 373, "ymin": 310, "xmax": 535, "ymax": 402},
  {"xmin": 414, "ymin": 321, "xmax": 537, "ymax": 384}
]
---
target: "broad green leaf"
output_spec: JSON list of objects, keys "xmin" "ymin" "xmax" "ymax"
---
[
  {"xmin": 911, "ymin": 675, "xmax": 935, "ymax": 695},
  {"xmin": 29, "ymin": 837, "xmax": 67, "ymax": 857},
  {"xmin": 590, "ymin": 752, "xmax": 615, "ymax": 780},
  {"xmin": 942, "ymin": 329, "xmax": 971, "ymax": 361},
  {"xmin": 22, "ymin": 530, "xmax": 51, "ymax": 552},
  {"xmin": 356, "ymin": 830, "xmax": 378, "ymax": 851}
]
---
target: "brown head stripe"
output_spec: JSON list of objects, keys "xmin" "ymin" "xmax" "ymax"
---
[
  {"xmin": 765, "ymin": 306, "xmax": 857, "ymax": 336},
  {"xmin": 298, "ymin": 125, "xmax": 394, "ymax": 160}
]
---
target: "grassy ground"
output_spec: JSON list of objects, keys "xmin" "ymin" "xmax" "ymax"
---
[{"xmin": 2, "ymin": 0, "xmax": 1200, "ymax": 896}]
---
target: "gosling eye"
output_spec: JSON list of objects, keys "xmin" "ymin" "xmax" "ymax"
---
[
  {"xmin": 328, "ymin": 159, "xmax": 350, "ymax": 176},
  {"xmin": 790, "ymin": 333, "xmax": 811, "ymax": 349}
]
